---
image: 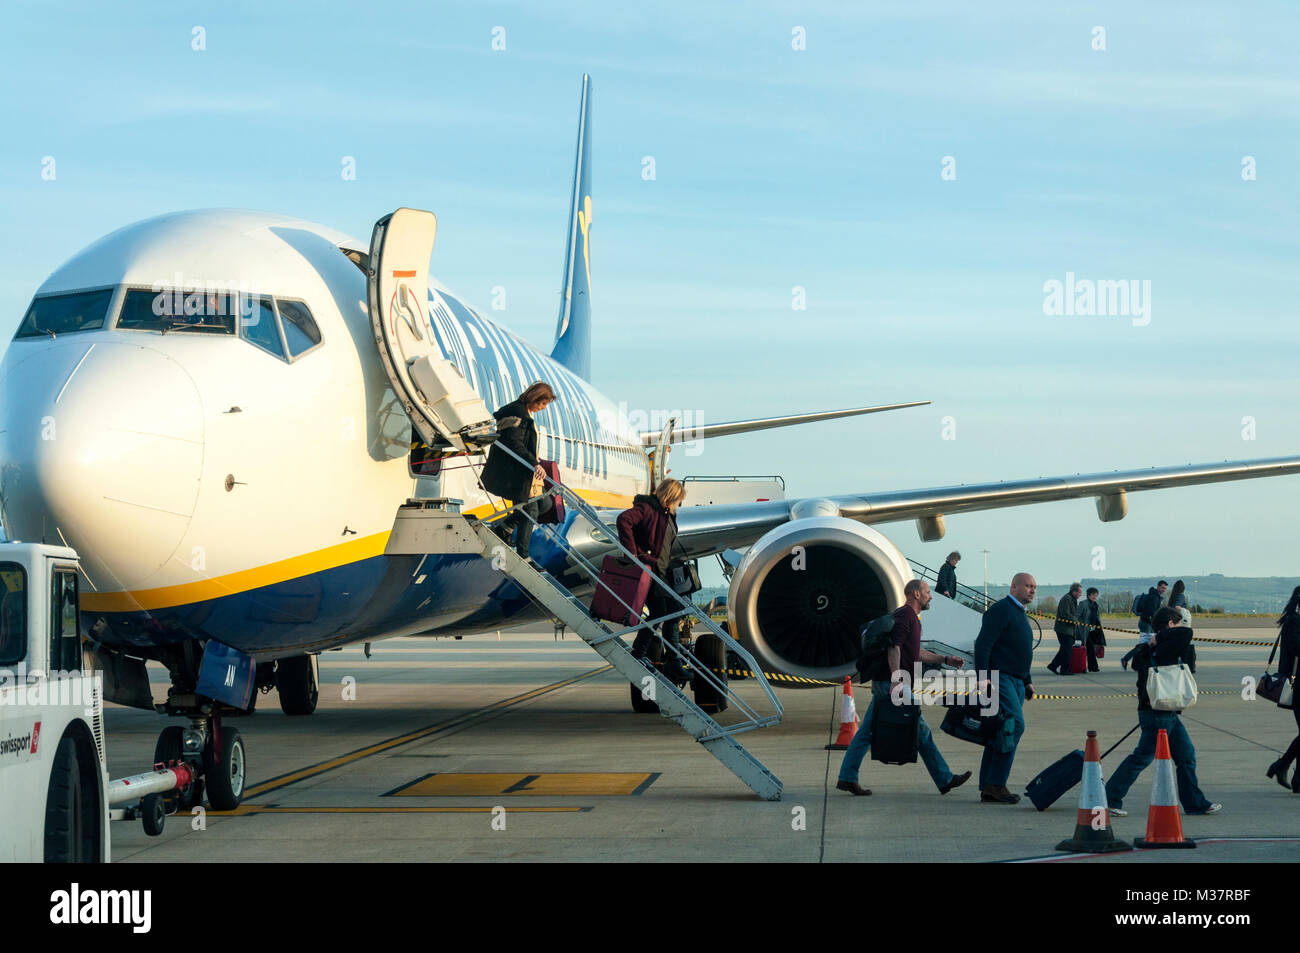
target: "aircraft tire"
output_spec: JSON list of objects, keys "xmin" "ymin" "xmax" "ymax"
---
[
  {"xmin": 203, "ymin": 726, "xmax": 246, "ymax": 811},
  {"xmin": 691, "ymin": 633, "xmax": 728, "ymax": 714},
  {"xmin": 276, "ymin": 654, "xmax": 319, "ymax": 715},
  {"xmin": 629, "ymin": 640, "xmax": 663, "ymax": 713}
]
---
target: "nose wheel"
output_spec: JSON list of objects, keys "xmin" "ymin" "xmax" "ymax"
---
[{"xmin": 150, "ymin": 713, "xmax": 247, "ymax": 815}]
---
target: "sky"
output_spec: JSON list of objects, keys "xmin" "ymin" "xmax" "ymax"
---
[{"xmin": 1, "ymin": 1, "xmax": 1298, "ymax": 587}]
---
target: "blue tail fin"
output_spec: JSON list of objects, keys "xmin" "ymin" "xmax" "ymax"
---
[{"xmin": 551, "ymin": 74, "xmax": 593, "ymax": 381}]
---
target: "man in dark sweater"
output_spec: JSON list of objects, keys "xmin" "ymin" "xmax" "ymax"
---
[
  {"xmin": 972, "ymin": 572, "xmax": 1037, "ymax": 803},
  {"xmin": 1105, "ymin": 607, "xmax": 1220, "ymax": 815},
  {"xmin": 835, "ymin": 579, "xmax": 970, "ymax": 797}
]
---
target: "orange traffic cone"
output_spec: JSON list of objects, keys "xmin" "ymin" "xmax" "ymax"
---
[
  {"xmin": 825, "ymin": 676, "xmax": 859, "ymax": 750},
  {"xmin": 1134, "ymin": 728, "xmax": 1197, "ymax": 849},
  {"xmin": 1056, "ymin": 730, "xmax": 1133, "ymax": 854}
]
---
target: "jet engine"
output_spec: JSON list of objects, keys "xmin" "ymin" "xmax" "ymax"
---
[{"xmin": 726, "ymin": 504, "xmax": 911, "ymax": 682}]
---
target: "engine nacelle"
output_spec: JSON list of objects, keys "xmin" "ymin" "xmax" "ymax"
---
[{"xmin": 727, "ymin": 516, "xmax": 912, "ymax": 682}]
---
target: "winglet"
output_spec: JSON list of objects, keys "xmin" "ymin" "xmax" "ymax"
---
[{"xmin": 551, "ymin": 74, "xmax": 593, "ymax": 381}]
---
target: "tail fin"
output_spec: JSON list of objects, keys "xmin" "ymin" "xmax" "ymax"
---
[{"xmin": 551, "ymin": 74, "xmax": 593, "ymax": 381}]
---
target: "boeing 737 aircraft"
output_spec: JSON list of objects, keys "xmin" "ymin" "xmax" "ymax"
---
[{"xmin": 3, "ymin": 76, "xmax": 1299, "ymax": 804}]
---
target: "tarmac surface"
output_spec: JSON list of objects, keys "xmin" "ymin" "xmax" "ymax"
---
[{"xmin": 103, "ymin": 616, "xmax": 1300, "ymax": 862}]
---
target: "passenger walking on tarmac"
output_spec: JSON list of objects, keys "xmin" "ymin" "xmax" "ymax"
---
[
  {"xmin": 617, "ymin": 479, "xmax": 688, "ymax": 681},
  {"xmin": 1168, "ymin": 580, "xmax": 1189, "ymax": 611},
  {"xmin": 936, "ymin": 552, "xmax": 961, "ymax": 599},
  {"xmin": 1265, "ymin": 586, "xmax": 1300, "ymax": 793},
  {"xmin": 480, "ymin": 382, "xmax": 556, "ymax": 558},
  {"xmin": 1082, "ymin": 587, "xmax": 1104, "ymax": 672},
  {"xmin": 1048, "ymin": 583, "xmax": 1084, "ymax": 676},
  {"xmin": 1106, "ymin": 607, "xmax": 1221, "ymax": 816},
  {"xmin": 835, "ymin": 579, "xmax": 971, "ymax": 797},
  {"xmin": 973, "ymin": 572, "xmax": 1037, "ymax": 804},
  {"xmin": 1122, "ymin": 580, "xmax": 1167, "ymax": 670}
]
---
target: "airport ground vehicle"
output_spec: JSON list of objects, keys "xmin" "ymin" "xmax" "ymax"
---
[
  {"xmin": 0, "ymin": 543, "xmax": 110, "ymax": 861},
  {"xmin": 0, "ymin": 542, "xmax": 240, "ymax": 861}
]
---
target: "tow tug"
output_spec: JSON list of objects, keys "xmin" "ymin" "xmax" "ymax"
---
[{"xmin": 0, "ymin": 542, "xmax": 242, "ymax": 861}]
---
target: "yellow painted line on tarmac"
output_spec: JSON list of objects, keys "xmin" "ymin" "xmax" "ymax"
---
[
  {"xmin": 389, "ymin": 772, "xmax": 658, "ymax": 797},
  {"xmin": 210, "ymin": 805, "xmax": 590, "ymax": 816},
  {"xmin": 241, "ymin": 664, "xmax": 613, "ymax": 800}
]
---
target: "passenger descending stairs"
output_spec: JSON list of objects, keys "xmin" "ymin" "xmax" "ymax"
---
[{"xmin": 463, "ymin": 517, "xmax": 784, "ymax": 801}]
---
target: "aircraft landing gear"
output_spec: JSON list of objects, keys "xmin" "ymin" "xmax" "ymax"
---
[
  {"xmin": 150, "ymin": 710, "xmax": 247, "ymax": 814},
  {"xmin": 276, "ymin": 654, "xmax": 319, "ymax": 715}
]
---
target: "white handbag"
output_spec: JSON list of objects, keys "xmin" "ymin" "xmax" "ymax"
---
[
  {"xmin": 1280, "ymin": 660, "xmax": 1297, "ymax": 710},
  {"xmin": 1148, "ymin": 662, "xmax": 1198, "ymax": 711}
]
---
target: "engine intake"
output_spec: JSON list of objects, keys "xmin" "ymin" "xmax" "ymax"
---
[{"xmin": 727, "ymin": 516, "xmax": 911, "ymax": 682}]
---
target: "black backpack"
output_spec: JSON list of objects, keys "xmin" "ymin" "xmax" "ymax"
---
[{"xmin": 855, "ymin": 613, "xmax": 898, "ymax": 684}]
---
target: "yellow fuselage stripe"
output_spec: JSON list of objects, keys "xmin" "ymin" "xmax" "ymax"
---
[{"xmin": 80, "ymin": 488, "xmax": 634, "ymax": 613}]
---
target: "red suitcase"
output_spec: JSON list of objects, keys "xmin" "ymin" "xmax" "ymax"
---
[
  {"xmin": 591, "ymin": 555, "xmax": 651, "ymax": 626},
  {"xmin": 536, "ymin": 459, "xmax": 564, "ymax": 525},
  {"xmin": 1094, "ymin": 644, "xmax": 1105, "ymax": 659},
  {"xmin": 1069, "ymin": 643, "xmax": 1088, "ymax": 674}
]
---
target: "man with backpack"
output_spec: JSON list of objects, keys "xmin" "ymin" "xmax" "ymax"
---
[
  {"xmin": 1122, "ymin": 580, "xmax": 1167, "ymax": 670},
  {"xmin": 836, "ymin": 579, "xmax": 971, "ymax": 797}
]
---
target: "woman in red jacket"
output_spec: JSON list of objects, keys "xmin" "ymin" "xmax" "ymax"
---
[{"xmin": 617, "ymin": 479, "xmax": 687, "ymax": 678}]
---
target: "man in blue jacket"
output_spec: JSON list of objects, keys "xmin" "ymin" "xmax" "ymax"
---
[{"xmin": 973, "ymin": 572, "xmax": 1037, "ymax": 803}]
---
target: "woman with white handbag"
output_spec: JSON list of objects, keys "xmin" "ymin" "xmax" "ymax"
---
[
  {"xmin": 1264, "ymin": 587, "xmax": 1300, "ymax": 793},
  {"xmin": 1104, "ymin": 606, "xmax": 1221, "ymax": 816}
]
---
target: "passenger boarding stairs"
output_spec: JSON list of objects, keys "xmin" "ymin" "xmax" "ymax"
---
[{"xmin": 465, "ymin": 446, "xmax": 783, "ymax": 800}]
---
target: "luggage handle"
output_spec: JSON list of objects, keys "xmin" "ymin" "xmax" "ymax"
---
[{"xmin": 1099, "ymin": 724, "xmax": 1140, "ymax": 761}]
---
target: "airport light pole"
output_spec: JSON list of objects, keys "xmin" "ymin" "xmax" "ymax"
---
[{"xmin": 982, "ymin": 549, "xmax": 989, "ymax": 604}]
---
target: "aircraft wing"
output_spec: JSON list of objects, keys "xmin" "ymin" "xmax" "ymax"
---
[
  {"xmin": 639, "ymin": 401, "xmax": 929, "ymax": 445},
  {"xmin": 669, "ymin": 454, "xmax": 1300, "ymax": 556}
]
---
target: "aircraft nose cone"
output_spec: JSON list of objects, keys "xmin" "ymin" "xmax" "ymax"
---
[{"xmin": 0, "ymin": 340, "xmax": 204, "ymax": 591}]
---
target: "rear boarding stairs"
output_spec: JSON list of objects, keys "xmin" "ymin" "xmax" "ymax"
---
[{"xmin": 458, "ymin": 441, "xmax": 784, "ymax": 800}]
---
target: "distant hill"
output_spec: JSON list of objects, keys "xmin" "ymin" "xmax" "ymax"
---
[{"xmin": 965, "ymin": 576, "xmax": 1295, "ymax": 615}]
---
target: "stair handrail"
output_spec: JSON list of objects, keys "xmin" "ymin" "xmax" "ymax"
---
[{"xmin": 467, "ymin": 440, "xmax": 783, "ymax": 722}]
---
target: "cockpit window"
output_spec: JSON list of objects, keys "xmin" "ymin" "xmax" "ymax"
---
[
  {"xmin": 276, "ymin": 299, "xmax": 321, "ymax": 357},
  {"xmin": 14, "ymin": 289, "xmax": 113, "ymax": 339},
  {"xmin": 239, "ymin": 296, "xmax": 285, "ymax": 359},
  {"xmin": 118, "ymin": 289, "xmax": 236, "ymax": 333}
]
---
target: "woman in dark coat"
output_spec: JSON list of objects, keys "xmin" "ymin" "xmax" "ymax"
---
[
  {"xmin": 1168, "ymin": 580, "xmax": 1188, "ymax": 610},
  {"xmin": 479, "ymin": 381, "xmax": 555, "ymax": 556},
  {"xmin": 1266, "ymin": 585, "xmax": 1300, "ymax": 793},
  {"xmin": 616, "ymin": 479, "xmax": 687, "ymax": 676}
]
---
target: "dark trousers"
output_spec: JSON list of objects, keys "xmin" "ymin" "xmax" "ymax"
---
[
  {"xmin": 1280, "ymin": 705, "xmax": 1300, "ymax": 770},
  {"xmin": 1085, "ymin": 639, "xmax": 1100, "ymax": 672},
  {"xmin": 501, "ymin": 495, "xmax": 553, "ymax": 556},
  {"xmin": 631, "ymin": 589, "xmax": 680, "ymax": 665},
  {"xmin": 1049, "ymin": 633, "xmax": 1074, "ymax": 673}
]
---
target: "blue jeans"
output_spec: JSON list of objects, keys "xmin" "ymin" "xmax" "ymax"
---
[
  {"xmin": 978, "ymin": 673, "xmax": 1026, "ymax": 789},
  {"xmin": 1104, "ymin": 709, "xmax": 1212, "ymax": 813},
  {"xmin": 838, "ymin": 681, "xmax": 953, "ymax": 790}
]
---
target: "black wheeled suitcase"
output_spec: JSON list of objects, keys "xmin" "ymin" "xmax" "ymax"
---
[
  {"xmin": 1024, "ymin": 750, "xmax": 1084, "ymax": 811},
  {"xmin": 1024, "ymin": 724, "xmax": 1139, "ymax": 811},
  {"xmin": 869, "ymin": 696, "xmax": 920, "ymax": 765}
]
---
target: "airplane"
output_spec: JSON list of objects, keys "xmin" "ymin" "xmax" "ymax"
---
[{"xmin": 4, "ymin": 75, "xmax": 1300, "ymax": 807}]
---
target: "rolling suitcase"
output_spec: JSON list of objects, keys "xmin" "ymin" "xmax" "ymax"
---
[
  {"xmin": 536, "ymin": 459, "xmax": 564, "ymax": 525},
  {"xmin": 590, "ymin": 556, "xmax": 652, "ymax": 626},
  {"xmin": 1024, "ymin": 724, "xmax": 1139, "ymax": 811},
  {"xmin": 1069, "ymin": 641, "xmax": 1088, "ymax": 674},
  {"xmin": 869, "ymin": 696, "xmax": 919, "ymax": 765}
]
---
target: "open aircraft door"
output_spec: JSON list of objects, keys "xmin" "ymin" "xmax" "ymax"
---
[{"xmin": 367, "ymin": 208, "xmax": 494, "ymax": 451}]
